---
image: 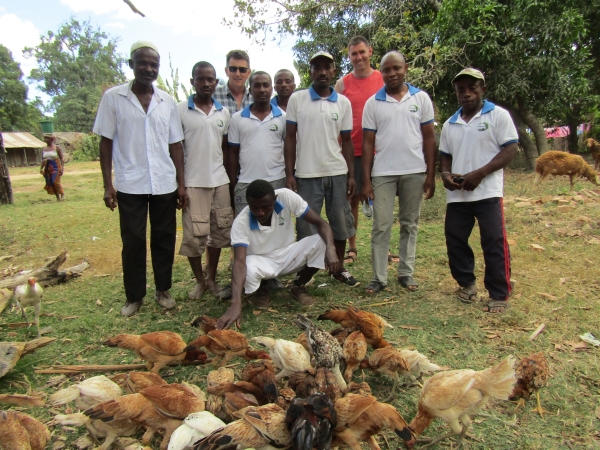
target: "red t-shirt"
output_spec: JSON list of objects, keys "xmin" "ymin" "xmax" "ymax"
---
[{"xmin": 342, "ymin": 70, "xmax": 384, "ymax": 156}]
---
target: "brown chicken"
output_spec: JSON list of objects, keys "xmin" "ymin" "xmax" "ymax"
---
[
  {"xmin": 405, "ymin": 356, "xmax": 516, "ymax": 449},
  {"xmin": 206, "ymin": 367, "xmax": 235, "ymax": 421},
  {"xmin": 347, "ymin": 381, "xmax": 372, "ymax": 396},
  {"xmin": 0, "ymin": 410, "xmax": 51, "ymax": 450},
  {"xmin": 103, "ymin": 331, "xmax": 207, "ymax": 373},
  {"xmin": 207, "ymin": 381, "xmax": 263, "ymax": 417},
  {"xmin": 295, "ymin": 331, "xmax": 313, "ymax": 356},
  {"xmin": 276, "ymin": 387, "xmax": 297, "ymax": 410},
  {"xmin": 186, "ymin": 329, "xmax": 267, "ymax": 367},
  {"xmin": 110, "ymin": 372, "xmax": 167, "ymax": 394},
  {"xmin": 510, "ymin": 352, "xmax": 550, "ymax": 417},
  {"xmin": 318, "ymin": 306, "xmax": 394, "ymax": 332},
  {"xmin": 315, "ymin": 367, "xmax": 343, "ymax": 402},
  {"xmin": 360, "ymin": 346, "xmax": 411, "ymax": 401},
  {"xmin": 287, "ymin": 369, "xmax": 318, "ymax": 398},
  {"xmin": 194, "ymin": 403, "xmax": 291, "ymax": 450},
  {"xmin": 343, "ymin": 331, "xmax": 368, "ymax": 382},
  {"xmin": 332, "ymin": 393, "xmax": 412, "ymax": 449},
  {"xmin": 285, "ymin": 392, "xmax": 336, "ymax": 450},
  {"xmin": 191, "ymin": 315, "xmax": 218, "ymax": 334},
  {"xmin": 330, "ymin": 327, "xmax": 355, "ymax": 346},
  {"xmin": 346, "ymin": 307, "xmax": 391, "ymax": 349},
  {"xmin": 241, "ymin": 359, "xmax": 279, "ymax": 403}
]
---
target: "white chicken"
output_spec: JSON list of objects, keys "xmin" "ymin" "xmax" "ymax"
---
[
  {"xmin": 168, "ymin": 411, "xmax": 226, "ymax": 450},
  {"xmin": 251, "ymin": 337, "xmax": 312, "ymax": 381},
  {"xmin": 399, "ymin": 349, "xmax": 442, "ymax": 382},
  {"xmin": 13, "ymin": 277, "xmax": 44, "ymax": 338},
  {"xmin": 50, "ymin": 375, "xmax": 124, "ymax": 409}
]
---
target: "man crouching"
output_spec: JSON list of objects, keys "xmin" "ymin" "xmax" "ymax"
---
[{"xmin": 216, "ymin": 179, "xmax": 340, "ymax": 329}]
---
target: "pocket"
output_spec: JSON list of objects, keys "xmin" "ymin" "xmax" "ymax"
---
[
  {"xmin": 191, "ymin": 214, "xmax": 210, "ymax": 237},
  {"xmin": 215, "ymin": 207, "xmax": 233, "ymax": 228}
]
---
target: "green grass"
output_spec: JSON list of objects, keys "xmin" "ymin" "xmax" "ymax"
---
[{"xmin": 2, "ymin": 161, "xmax": 600, "ymax": 449}]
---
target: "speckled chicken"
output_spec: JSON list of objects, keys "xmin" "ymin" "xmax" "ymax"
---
[
  {"xmin": 252, "ymin": 336, "xmax": 312, "ymax": 380},
  {"xmin": 343, "ymin": 331, "xmax": 368, "ymax": 382},
  {"xmin": 0, "ymin": 410, "xmax": 51, "ymax": 450},
  {"xmin": 285, "ymin": 393, "xmax": 336, "ymax": 450},
  {"xmin": 205, "ymin": 367, "xmax": 235, "ymax": 421},
  {"xmin": 360, "ymin": 347, "xmax": 412, "ymax": 401},
  {"xmin": 510, "ymin": 352, "xmax": 550, "ymax": 418},
  {"xmin": 242, "ymin": 359, "xmax": 279, "ymax": 403},
  {"xmin": 186, "ymin": 329, "xmax": 267, "ymax": 367}
]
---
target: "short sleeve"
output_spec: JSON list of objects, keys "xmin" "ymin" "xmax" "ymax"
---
[
  {"xmin": 362, "ymin": 96, "xmax": 377, "ymax": 132},
  {"xmin": 419, "ymin": 93, "xmax": 435, "ymax": 125},
  {"xmin": 439, "ymin": 122, "xmax": 451, "ymax": 155},
  {"xmin": 230, "ymin": 215, "xmax": 250, "ymax": 248},
  {"xmin": 286, "ymin": 94, "xmax": 298, "ymax": 124},
  {"xmin": 222, "ymin": 109, "xmax": 231, "ymax": 136},
  {"xmin": 168, "ymin": 102, "xmax": 184, "ymax": 144},
  {"xmin": 279, "ymin": 189, "xmax": 309, "ymax": 218},
  {"xmin": 228, "ymin": 113, "xmax": 240, "ymax": 145},
  {"xmin": 493, "ymin": 108, "xmax": 519, "ymax": 147},
  {"xmin": 340, "ymin": 97, "xmax": 353, "ymax": 133},
  {"xmin": 93, "ymin": 91, "xmax": 117, "ymax": 139}
]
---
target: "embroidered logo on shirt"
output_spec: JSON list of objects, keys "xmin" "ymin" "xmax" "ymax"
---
[
  {"xmin": 408, "ymin": 105, "xmax": 419, "ymax": 113},
  {"xmin": 216, "ymin": 119, "xmax": 224, "ymax": 127},
  {"xmin": 269, "ymin": 124, "xmax": 279, "ymax": 131},
  {"xmin": 279, "ymin": 216, "xmax": 285, "ymax": 226},
  {"xmin": 235, "ymin": 196, "xmax": 243, "ymax": 204},
  {"xmin": 331, "ymin": 113, "xmax": 339, "ymax": 121},
  {"xmin": 477, "ymin": 122, "xmax": 490, "ymax": 131}
]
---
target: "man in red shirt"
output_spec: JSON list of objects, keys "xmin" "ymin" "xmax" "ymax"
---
[{"xmin": 335, "ymin": 36, "xmax": 384, "ymax": 263}]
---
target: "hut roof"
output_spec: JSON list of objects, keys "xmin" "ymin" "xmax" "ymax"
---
[{"xmin": 2, "ymin": 132, "xmax": 45, "ymax": 149}]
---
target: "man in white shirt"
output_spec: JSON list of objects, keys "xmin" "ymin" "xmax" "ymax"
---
[
  {"xmin": 216, "ymin": 180, "xmax": 340, "ymax": 329},
  {"xmin": 284, "ymin": 51, "xmax": 359, "ymax": 288},
  {"xmin": 439, "ymin": 68, "xmax": 518, "ymax": 313},
  {"xmin": 177, "ymin": 61, "xmax": 233, "ymax": 300},
  {"xmin": 362, "ymin": 51, "xmax": 437, "ymax": 294},
  {"xmin": 94, "ymin": 41, "xmax": 186, "ymax": 316}
]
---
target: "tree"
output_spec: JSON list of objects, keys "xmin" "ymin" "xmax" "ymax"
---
[{"xmin": 24, "ymin": 17, "xmax": 126, "ymax": 132}]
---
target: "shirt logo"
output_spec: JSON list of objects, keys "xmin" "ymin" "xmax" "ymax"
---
[
  {"xmin": 408, "ymin": 105, "xmax": 419, "ymax": 113},
  {"xmin": 269, "ymin": 124, "xmax": 279, "ymax": 132},
  {"xmin": 331, "ymin": 113, "xmax": 339, "ymax": 121},
  {"xmin": 279, "ymin": 216, "xmax": 285, "ymax": 226},
  {"xmin": 216, "ymin": 119, "xmax": 224, "ymax": 127},
  {"xmin": 477, "ymin": 122, "xmax": 490, "ymax": 131}
]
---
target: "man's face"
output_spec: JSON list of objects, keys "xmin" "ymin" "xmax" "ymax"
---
[
  {"xmin": 348, "ymin": 42, "xmax": 373, "ymax": 71},
  {"xmin": 129, "ymin": 48, "xmax": 160, "ymax": 86},
  {"xmin": 453, "ymin": 77, "xmax": 486, "ymax": 111},
  {"xmin": 250, "ymin": 74, "xmax": 273, "ymax": 104},
  {"xmin": 380, "ymin": 53, "xmax": 407, "ymax": 90},
  {"xmin": 191, "ymin": 66, "xmax": 218, "ymax": 97},
  {"xmin": 310, "ymin": 57, "xmax": 335, "ymax": 89},
  {"xmin": 248, "ymin": 194, "xmax": 276, "ymax": 226},
  {"xmin": 274, "ymin": 72, "xmax": 296, "ymax": 98},
  {"xmin": 225, "ymin": 57, "xmax": 250, "ymax": 90}
]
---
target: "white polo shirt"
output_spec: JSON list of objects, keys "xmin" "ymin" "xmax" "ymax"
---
[
  {"xmin": 439, "ymin": 101, "xmax": 518, "ymax": 203},
  {"xmin": 231, "ymin": 188, "xmax": 310, "ymax": 256},
  {"xmin": 228, "ymin": 104, "xmax": 286, "ymax": 183},
  {"xmin": 177, "ymin": 96, "xmax": 230, "ymax": 188},
  {"xmin": 286, "ymin": 86, "xmax": 353, "ymax": 178},
  {"xmin": 362, "ymin": 84, "xmax": 434, "ymax": 177},
  {"xmin": 93, "ymin": 81, "xmax": 184, "ymax": 195}
]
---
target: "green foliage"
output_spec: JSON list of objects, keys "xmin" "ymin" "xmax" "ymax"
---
[
  {"xmin": 24, "ymin": 17, "xmax": 126, "ymax": 132},
  {"xmin": 71, "ymin": 133, "xmax": 101, "ymax": 161},
  {"xmin": 156, "ymin": 55, "xmax": 192, "ymax": 102}
]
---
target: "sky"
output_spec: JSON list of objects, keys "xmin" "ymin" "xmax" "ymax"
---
[{"xmin": 0, "ymin": 0, "xmax": 300, "ymax": 104}]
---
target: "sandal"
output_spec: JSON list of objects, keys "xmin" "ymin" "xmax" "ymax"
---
[
  {"xmin": 456, "ymin": 284, "xmax": 477, "ymax": 304},
  {"xmin": 344, "ymin": 248, "xmax": 358, "ymax": 264},
  {"xmin": 365, "ymin": 280, "xmax": 386, "ymax": 295},
  {"xmin": 215, "ymin": 284, "xmax": 232, "ymax": 301},
  {"xmin": 398, "ymin": 276, "xmax": 419, "ymax": 292},
  {"xmin": 482, "ymin": 299, "xmax": 510, "ymax": 313}
]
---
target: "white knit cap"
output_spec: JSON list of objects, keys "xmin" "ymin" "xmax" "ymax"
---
[{"xmin": 130, "ymin": 41, "xmax": 159, "ymax": 56}]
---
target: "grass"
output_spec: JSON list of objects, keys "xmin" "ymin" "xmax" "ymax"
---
[{"xmin": 2, "ymin": 160, "xmax": 600, "ymax": 449}]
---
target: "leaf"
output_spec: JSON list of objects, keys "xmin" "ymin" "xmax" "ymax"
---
[
  {"xmin": 537, "ymin": 292, "xmax": 558, "ymax": 301},
  {"xmin": 530, "ymin": 244, "xmax": 545, "ymax": 251},
  {"xmin": 252, "ymin": 310, "xmax": 262, "ymax": 316}
]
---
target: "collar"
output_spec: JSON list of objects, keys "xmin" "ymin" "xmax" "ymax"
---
[
  {"xmin": 225, "ymin": 82, "xmax": 250, "ymax": 99},
  {"xmin": 309, "ymin": 85, "xmax": 338, "ymax": 102},
  {"xmin": 118, "ymin": 80, "xmax": 166, "ymax": 102},
  {"xmin": 270, "ymin": 96, "xmax": 279, "ymax": 107},
  {"xmin": 449, "ymin": 100, "xmax": 496, "ymax": 124},
  {"xmin": 187, "ymin": 95, "xmax": 223, "ymax": 111},
  {"xmin": 375, "ymin": 83, "xmax": 421, "ymax": 101},
  {"xmin": 241, "ymin": 103, "xmax": 283, "ymax": 118},
  {"xmin": 249, "ymin": 200, "xmax": 285, "ymax": 231}
]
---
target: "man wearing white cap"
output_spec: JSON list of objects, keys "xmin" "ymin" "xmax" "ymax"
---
[
  {"xmin": 439, "ymin": 67, "xmax": 518, "ymax": 313},
  {"xmin": 94, "ymin": 41, "xmax": 187, "ymax": 316}
]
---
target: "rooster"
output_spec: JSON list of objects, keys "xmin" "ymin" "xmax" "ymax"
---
[
  {"xmin": 285, "ymin": 393, "xmax": 336, "ymax": 450},
  {"xmin": 0, "ymin": 410, "xmax": 51, "ymax": 450},
  {"xmin": 13, "ymin": 277, "xmax": 44, "ymax": 338},
  {"xmin": 510, "ymin": 353, "xmax": 550, "ymax": 418}
]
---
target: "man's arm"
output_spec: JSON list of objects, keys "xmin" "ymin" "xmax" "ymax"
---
[
  {"xmin": 361, "ymin": 130, "xmax": 376, "ymax": 201},
  {"xmin": 284, "ymin": 122, "xmax": 298, "ymax": 192},
  {"xmin": 301, "ymin": 208, "xmax": 341, "ymax": 274},
  {"xmin": 227, "ymin": 144, "xmax": 241, "ymax": 205},
  {"xmin": 334, "ymin": 77, "xmax": 345, "ymax": 94},
  {"xmin": 169, "ymin": 141, "xmax": 187, "ymax": 210},
  {"xmin": 421, "ymin": 122, "xmax": 437, "ymax": 200},
  {"xmin": 461, "ymin": 143, "xmax": 518, "ymax": 191},
  {"xmin": 99, "ymin": 136, "xmax": 117, "ymax": 210},
  {"xmin": 216, "ymin": 245, "xmax": 247, "ymax": 330},
  {"xmin": 439, "ymin": 151, "xmax": 462, "ymax": 191},
  {"xmin": 341, "ymin": 132, "xmax": 355, "ymax": 198}
]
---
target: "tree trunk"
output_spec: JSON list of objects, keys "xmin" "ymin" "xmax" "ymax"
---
[
  {"xmin": 517, "ymin": 105, "xmax": 549, "ymax": 155},
  {"xmin": 0, "ymin": 145, "xmax": 14, "ymax": 205},
  {"xmin": 567, "ymin": 121, "xmax": 579, "ymax": 154},
  {"xmin": 506, "ymin": 106, "xmax": 538, "ymax": 171}
]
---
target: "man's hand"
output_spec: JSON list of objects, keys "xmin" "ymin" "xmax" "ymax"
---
[
  {"xmin": 176, "ymin": 186, "xmax": 188, "ymax": 210},
  {"xmin": 325, "ymin": 246, "xmax": 341, "ymax": 274},
  {"xmin": 441, "ymin": 173, "xmax": 463, "ymax": 191},
  {"xmin": 423, "ymin": 175, "xmax": 436, "ymax": 200},
  {"xmin": 362, "ymin": 181, "xmax": 374, "ymax": 203},
  {"xmin": 461, "ymin": 169, "xmax": 486, "ymax": 191},
  {"xmin": 346, "ymin": 176, "xmax": 356, "ymax": 199},
  {"xmin": 286, "ymin": 175, "xmax": 297, "ymax": 192},
  {"xmin": 103, "ymin": 186, "xmax": 118, "ymax": 211},
  {"xmin": 216, "ymin": 302, "xmax": 242, "ymax": 330}
]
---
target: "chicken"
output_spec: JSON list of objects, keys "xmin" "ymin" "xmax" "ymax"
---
[
  {"xmin": 346, "ymin": 307, "xmax": 391, "ymax": 349},
  {"xmin": 315, "ymin": 367, "xmax": 343, "ymax": 402},
  {"xmin": 186, "ymin": 329, "xmax": 267, "ymax": 367},
  {"xmin": 294, "ymin": 314, "xmax": 347, "ymax": 392},
  {"xmin": 330, "ymin": 327, "xmax": 355, "ymax": 346},
  {"xmin": 242, "ymin": 359, "xmax": 279, "ymax": 403},
  {"xmin": 252, "ymin": 336, "xmax": 312, "ymax": 380},
  {"xmin": 13, "ymin": 277, "xmax": 43, "ymax": 338},
  {"xmin": 534, "ymin": 150, "xmax": 600, "ymax": 190},
  {"xmin": 405, "ymin": 356, "xmax": 516, "ymax": 449},
  {"xmin": 206, "ymin": 368, "xmax": 235, "ymax": 421},
  {"xmin": 332, "ymin": 394, "xmax": 412, "ymax": 450},
  {"xmin": 276, "ymin": 388, "xmax": 296, "ymax": 410},
  {"xmin": 586, "ymin": 137, "xmax": 600, "ymax": 170},
  {"xmin": 103, "ymin": 331, "xmax": 207, "ymax": 373},
  {"xmin": 194, "ymin": 403, "xmax": 290, "ymax": 450},
  {"xmin": 510, "ymin": 352, "xmax": 550, "ymax": 418},
  {"xmin": 207, "ymin": 381, "xmax": 263, "ymax": 417},
  {"xmin": 343, "ymin": 331, "xmax": 368, "ymax": 382},
  {"xmin": 191, "ymin": 315, "xmax": 218, "ymax": 334},
  {"xmin": 110, "ymin": 372, "xmax": 168, "ymax": 394},
  {"xmin": 360, "ymin": 347, "xmax": 411, "ymax": 402},
  {"xmin": 286, "ymin": 369, "xmax": 318, "ymax": 398},
  {"xmin": 347, "ymin": 381, "xmax": 372, "ymax": 396},
  {"xmin": 398, "ymin": 349, "xmax": 442, "ymax": 381},
  {"xmin": 50, "ymin": 374, "xmax": 123, "ymax": 409},
  {"xmin": 0, "ymin": 410, "xmax": 51, "ymax": 450},
  {"xmin": 318, "ymin": 306, "xmax": 393, "ymax": 332},
  {"xmin": 294, "ymin": 332, "xmax": 313, "ymax": 357},
  {"xmin": 167, "ymin": 411, "xmax": 226, "ymax": 450},
  {"xmin": 285, "ymin": 393, "xmax": 336, "ymax": 450}
]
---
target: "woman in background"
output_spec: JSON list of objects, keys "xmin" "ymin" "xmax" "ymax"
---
[{"xmin": 40, "ymin": 134, "xmax": 65, "ymax": 201}]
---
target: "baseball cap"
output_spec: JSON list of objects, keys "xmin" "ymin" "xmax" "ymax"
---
[
  {"xmin": 309, "ymin": 51, "xmax": 335, "ymax": 64},
  {"xmin": 452, "ymin": 67, "xmax": 485, "ymax": 85}
]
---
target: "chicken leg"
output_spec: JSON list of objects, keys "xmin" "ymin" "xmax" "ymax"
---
[
  {"xmin": 382, "ymin": 373, "xmax": 399, "ymax": 403},
  {"xmin": 419, "ymin": 423, "xmax": 469, "ymax": 449},
  {"xmin": 532, "ymin": 391, "xmax": 552, "ymax": 419}
]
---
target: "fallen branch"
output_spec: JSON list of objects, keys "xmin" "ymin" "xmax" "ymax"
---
[
  {"xmin": 529, "ymin": 323, "xmax": 546, "ymax": 341},
  {"xmin": 0, "ymin": 337, "xmax": 56, "ymax": 378},
  {"xmin": 0, "ymin": 393, "xmax": 46, "ymax": 407},
  {"xmin": 35, "ymin": 359, "xmax": 209, "ymax": 374}
]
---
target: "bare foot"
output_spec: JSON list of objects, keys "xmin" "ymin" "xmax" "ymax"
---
[
  {"xmin": 206, "ymin": 279, "xmax": 222, "ymax": 296},
  {"xmin": 189, "ymin": 281, "xmax": 207, "ymax": 300}
]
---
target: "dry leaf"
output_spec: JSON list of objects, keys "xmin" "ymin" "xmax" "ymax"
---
[
  {"xmin": 95, "ymin": 300, "xmax": 102, "ymax": 306},
  {"xmin": 530, "ymin": 244, "xmax": 545, "ymax": 251},
  {"xmin": 559, "ymin": 278, "xmax": 566, "ymax": 285},
  {"xmin": 267, "ymin": 308, "xmax": 279, "ymax": 313},
  {"xmin": 486, "ymin": 334, "xmax": 500, "ymax": 339},
  {"xmin": 566, "ymin": 230, "xmax": 582, "ymax": 237},
  {"xmin": 398, "ymin": 325, "xmax": 423, "ymax": 330},
  {"xmin": 507, "ymin": 239, "xmax": 517, "ymax": 246},
  {"xmin": 565, "ymin": 340, "xmax": 588, "ymax": 351},
  {"xmin": 252, "ymin": 310, "xmax": 262, "ymax": 316},
  {"xmin": 538, "ymin": 292, "xmax": 558, "ymax": 301}
]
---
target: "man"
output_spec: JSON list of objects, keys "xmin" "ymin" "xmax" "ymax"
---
[
  {"xmin": 362, "ymin": 51, "xmax": 436, "ymax": 294},
  {"xmin": 439, "ymin": 68, "xmax": 518, "ymax": 313},
  {"xmin": 271, "ymin": 69, "xmax": 296, "ymax": 112},
  {"xmin": 214, "ymin": 50, "xmax": 253, "ymax": 114},
  {"xmin": 285, "ymin": 51, "xmax": 359, "ymax": 287},
  {"xmin": 335, "ymin": 36, "xmax": 384, "ymax": 264},
  {"xmin": 216, "ymin": 180, "xmax": 340, "ymax": 329},
  {"xmin": 177, "ymin": 61, "xmax": 233, "ymax": 300},
  {"xmin": 94, "ymin": 41, "xmax": 186, "ymax": 316}
]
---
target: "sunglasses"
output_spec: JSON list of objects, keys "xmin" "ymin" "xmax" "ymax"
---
[{"xmin": 228, "ymin": 66, "xmax": 249, "ymax": 74}]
